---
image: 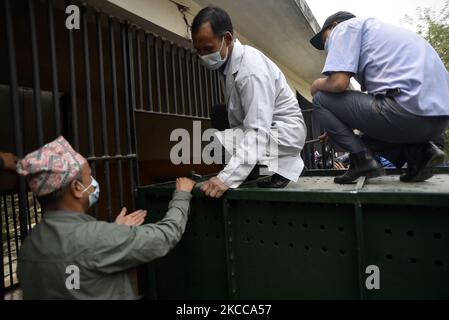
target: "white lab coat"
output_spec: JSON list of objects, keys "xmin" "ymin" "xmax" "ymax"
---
[{"xmin": 216, "ymin": 39, "xmax": 307, "ymax": 188}]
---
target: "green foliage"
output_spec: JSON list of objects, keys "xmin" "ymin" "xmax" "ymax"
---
[
  {"xmin": 404, "ymin": 1, "xmax": 449, "ymax": 69},
  {"xmin": 405, "ymin": 1, "xmax": 449, "ymax": 159}
]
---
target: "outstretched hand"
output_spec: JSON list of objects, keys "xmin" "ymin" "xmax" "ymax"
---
[{"xmin": 115, "ymin": 208, "xmax": 147, "ymax": 226}]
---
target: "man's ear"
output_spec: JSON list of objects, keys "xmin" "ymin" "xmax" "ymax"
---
[
  {"xmin": 70, "ymin": 180, "xmax": 84, "ymax": 200},
  {"xmin": 224, "ymin": 31, "xmax": 233, "ymax": 46}
]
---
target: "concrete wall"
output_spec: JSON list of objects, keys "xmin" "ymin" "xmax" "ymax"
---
[{"xmin": 108, "ymin": 0, "xmax": 313, "ymax": 100}]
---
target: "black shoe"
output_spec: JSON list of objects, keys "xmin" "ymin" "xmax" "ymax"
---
[
  {"xmin": 400, "ymin": 142, "xmax": 445, "ymax": 183},
  {"xmin": 247, "ymin": 166, "xmax": 261, "ymax": 181},
  {"xmin": 257, "ymin": 174, "xmax": 290, "ymax": 189},
  {"xmin": 241, "ymin": 166, "xmax": 262, "ymax": 184},
  {"xmin": 334, "ymin": 150, "xmax": 386, "ymax": 185}
]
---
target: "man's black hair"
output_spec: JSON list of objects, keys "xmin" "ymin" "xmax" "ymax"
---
[{"xmin": 191, "ymin": 6, "xmax": 233, "ymax": 37}]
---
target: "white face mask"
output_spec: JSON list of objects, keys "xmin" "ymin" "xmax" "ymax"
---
[
  {"xmin": 79, "ymin": 176, "xmax": 100, "ymax": 208},
  {"xmin": 199, "ymin": 37, "xmax": 229, "ymax": 70}
]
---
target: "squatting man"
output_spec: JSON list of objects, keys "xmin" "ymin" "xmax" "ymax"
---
[{"xmin": 310, "ymin": 11, "xmax": 449, "ymax": 184}]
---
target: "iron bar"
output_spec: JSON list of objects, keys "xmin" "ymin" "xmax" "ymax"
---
[
  {"xmin": 171, "ymin": 43, "xmax": 178, "ymax": 114},
  {"xmin": 162, "ymin": 41, "xmax": 170, "ymax": 113},
  {"xmin": 5, "ymin": 0, "xmax": 29, "ymax": 242},
  {"xmin": 109, "ymin": 17, "xmax": 125, "ymax": 208},
  {"xmin": 178, "ymin": 47, "xmax": 186, "ymax": 115},
  {"xmin": 28, "ymin": 0, "xmax": 44, "ymax": 145},
  {"xmin": 145, "ymin": 33, "xmax": 154, "ymax": 112},
  {"xmin": 97, "ymin": 12, "xmax": 113, "ymax": 221},
  {"xmin": 48, "ymin": 0, "xmax": 61, "ymax": 136}
]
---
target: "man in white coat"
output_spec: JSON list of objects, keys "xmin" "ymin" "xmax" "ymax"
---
[{"xmin": 192, "ymin": 6, "xmax": 307, "ymax": 198}]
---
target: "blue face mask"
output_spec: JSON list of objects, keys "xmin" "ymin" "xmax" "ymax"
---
[
  {"xmin": 80, "ymin": 176, "xmax": 100, "ymax": 208},
  {"xmin": 199, "ymin": 37, "xmax": 229, "ymax": 70}
]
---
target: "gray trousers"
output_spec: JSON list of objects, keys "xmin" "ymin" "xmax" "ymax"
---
[{"xmin": 312, "ymin": 90, "xmax": 449, "ymax": 167}]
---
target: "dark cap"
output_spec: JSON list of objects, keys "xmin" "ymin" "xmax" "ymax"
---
[{"xmin": 310, "ymin": 11, "xmax": 356, "ymax": 50}]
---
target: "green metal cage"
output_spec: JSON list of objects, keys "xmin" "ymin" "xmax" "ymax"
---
[{"xmin": 137, "ymin": 170, "xmax": 449, "ymax": 300}]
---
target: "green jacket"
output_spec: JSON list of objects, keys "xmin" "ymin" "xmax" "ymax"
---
[{"xmin": 18, "ymin": 191, "xmax": 192, "ymax": 300}]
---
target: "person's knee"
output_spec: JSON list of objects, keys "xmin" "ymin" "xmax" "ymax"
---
[
  {"xmin": 312, "ymin": 91, "xmax": 330, "ymax": 109},
  {"xmin": 312, "ymin": 91, "xmax": 344, "ymax": 112},
  {"xmin": 312, "ymin": 92, "xmax": 332, "ymax": 123},
  {"xmin": 312, "ymin": 92, "xmax": 323, "ymax": 107}
]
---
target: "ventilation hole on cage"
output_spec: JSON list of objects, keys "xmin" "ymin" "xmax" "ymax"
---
[
  {"xmin": 245, "ymin": 219, "xmax": 250, "ymax": 224},
  {"xmin": 288, "ymin": 222, "xmax": 293, "ymax": 228},
  {"xmin": 193, "ymin": 232, "xmax": 198, "ymax": 237},
  {"xmin": 289, "ymin": 243, "xmax": 295, "ymax": 248},
  {"xmin": 385, "ymin": 229, "xmax": 392, "ymax": 235},
  {"xmin": 305, "ymin": 246, "xmax": 310, "ymax": 251},
  {"xmin": 205, "ymin": 233, "xmax": 209, "ymax": 238},
  {"xmin": 434, "ymin": 233, "xmax": 442, "ymax": 240},
  {"xmin": 273, "ymin": 221, "xmax": 278, "ymax": 226},
  {"xmin": 274, "ymin": 242, "xmax": 279, "ymax": 247},
  {"xmin": 338, "ymin": 227, "xmax": 345, "ymax": 233},
  {"xmin": 260, "ymin": 240, "xmax": 265, "ymax": 245},
  {"xmin": 246, "ymin": 238, "xmax": 251, "ymax": 243},
  {"xmin": 407, "ymin": 231, "xmax": 415, "ymax": 237},
  {"xmin": 435, "ymin": 260, "xmax": 444, "ymax": 267},
  {"xmin": 258, "ymin": 220, "xmax": 263, "ymax": 225},
  {"xmin": 410, "ymin": 258, "xmax": 417, "ymax": 264},
  {"xmin": 322, "ymin": 247, "xmax": 328, "ymax": 253},
  {"xmin": 214, "ymin": 216, "xmax": 219, "ymax": 221},
  {"xmin": 303, "ymin": 224, "xmax": 309, "ymax": 229},
  {"xmin": 216, "ymin": 234, "xmax": 221, "ymax": 239},
  {"xmin": 340, "ymin": 250, "xmax": 346, "ymax": 256},
  {"xmin": 204, "ymin": 215, "xmax": 208, "ymax": 220},
  {"xmin": 320, "ymin": 225, "xmax": 326, "ymax": 231},
  {"xmin": 386, "ymin": 254, "xmax": 393, "ymax": 260}
]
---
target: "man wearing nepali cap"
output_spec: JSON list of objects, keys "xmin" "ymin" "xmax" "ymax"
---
[
  {"xmin": 16, "ymin": 136, "xmax": 196, "ymax": 300},
  {"xmin": 309, "ymin": 12, "xmax": 449, "ymax": 184}
]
